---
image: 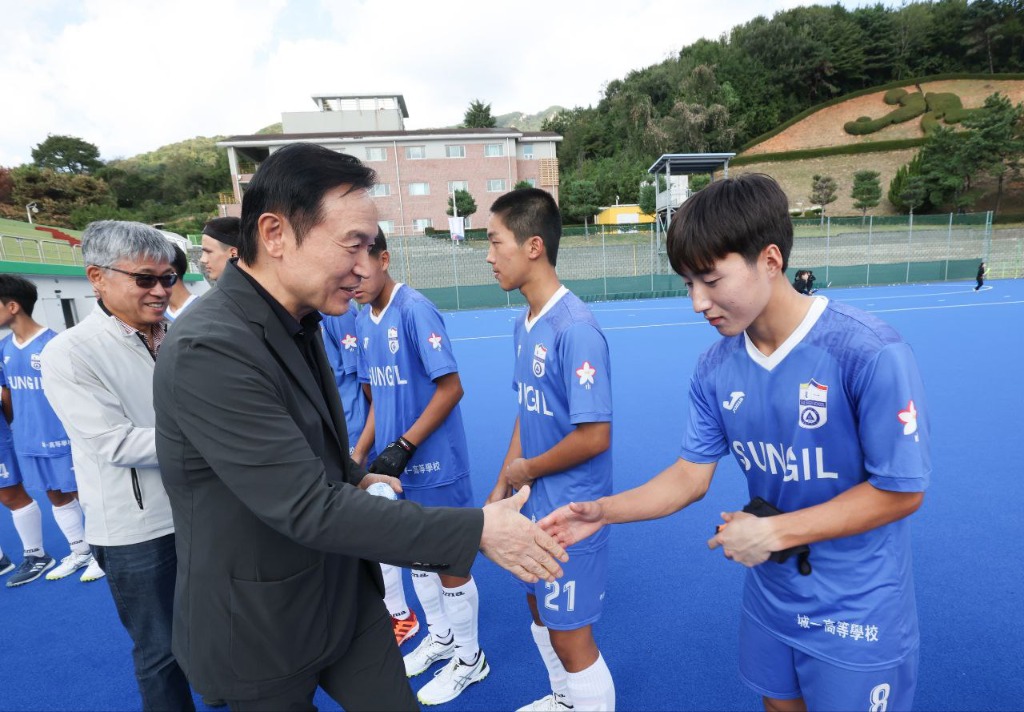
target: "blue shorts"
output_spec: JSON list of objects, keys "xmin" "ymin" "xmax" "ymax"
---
[
  {"xmin": 16, "ymin": 453, "xmax": 77, "ymax": 493},
  {"xmin": 0, "ymin": 446, "xmax": 22, "ymax": 489},
  {"xmin": 518, "ymin": 544, "xmax": 608, "ymax": 631},
  {"xmin": 739, "ymin": 613, "xmax": 918, "ymax": 711},
  {"xmin": 401, "ymin": 477, "xmax": 474, "ymax": 508}
]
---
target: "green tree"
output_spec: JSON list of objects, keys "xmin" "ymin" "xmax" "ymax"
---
[
  {"xmin": 560, "ymin": 179, "xmax": 601, "ymax": 229},
  {"xmin": 888, "ymin": 153, "xmax": 930, "ymax": 213},
  {"xmin": 689, "ymin": 174, "xmax": 711, "ymax": 193},
  {"xmin": 899, "ymin": 176, "xmax": 928, "ymax": 217},
  {"xmin": 960, "ymin": 92, "xmax": 1024, "ymax": 216},
  {"xmin": 463, "ymin": 100, "xmax": 497, "ymax": 128},
  {"xmin": 851, "ymin": 170, "xmax": 882, "ymax": 219},
  {"xmin": 31, "ymin": 135, "xmax": 103, "ymax": 174},
  {"xmin": 446, "ymin": 189, "xmax": 477, "ymax": 219},
  {"xmin": 809, "ymin": 174, "xmax": 838, "ymax": 224},
  {"xmin": 0, "ymin": 167, "xmax": 13, "ymax": 205},
  {"xmin": 513, "ymin": 180, "xmax": 533, "ymax": 190},
  {"xmin": 8, "ymin": 166, "xmax": 113, "ymax": 227},
  {"xmin": 638, "ymin": 183, "xmax": 657, "ymax": 216}
]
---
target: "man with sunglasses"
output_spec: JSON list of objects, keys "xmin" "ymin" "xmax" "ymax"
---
[{"xmin": 41, "ymin": 221, "xmax": 195, "ymax": 712}]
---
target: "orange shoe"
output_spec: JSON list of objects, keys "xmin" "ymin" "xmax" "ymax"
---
[{"xmin": 392, "ymin": 611, "xmax": 420, "ymax": 646}]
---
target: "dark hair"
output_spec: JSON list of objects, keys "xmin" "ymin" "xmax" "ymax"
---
[
  {"xmin": 239, "ymin": 144, "xmax": 377, "ymax": 264},
  {"xmin": 489, "ymin": 188, "xmax": 562, "ymax": 266},
  {"xmin": 0, "ymin": 274, "xmax": 38, "ymax": 317},
  {"xmin": 369, "ymin": 227, "xmax": 387, "ymax": 258},
  {"xmin": 667, "ymin": 174, "xmax": 793, "ymax": 275},
  {"xmin": 170, "ymin": 244, "xmax": 189, "ymax": 278},
  {"xmin": 202, "ymin": 216, "xmax": 241, "ymax": 248}
]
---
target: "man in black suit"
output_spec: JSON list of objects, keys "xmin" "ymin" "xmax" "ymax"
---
[{"xmin": 153, "ymin": 144, "xmax": 566, "ymax": 711}]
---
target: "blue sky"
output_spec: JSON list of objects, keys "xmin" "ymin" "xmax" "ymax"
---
[{"xmin": 0, "ymin": 0, "xmax": 885, "ymax": 166}]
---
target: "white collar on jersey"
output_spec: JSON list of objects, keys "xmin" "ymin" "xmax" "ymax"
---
[
  {"xmin": 369, "ymin": 283, "xmax": 404, "ymax": 325},
  {"xmin": 525, "ymin": 284, "xmax": 568, "ymax": 333},
  {"xmin": 11, "ymin": 326, "xmax": 48, "ymax": 350},
  {"xmin": 744, "ymin": 296, "xmax": 828, "ymax": 372}
]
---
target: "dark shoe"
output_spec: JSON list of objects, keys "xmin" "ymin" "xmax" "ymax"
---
[
  {"xmin": 0, "ymin": 554, "xmax": 14, "ymax": 576},
  {"xmin": 6, "ymin": 555, "xmax": 55, "ymax": 587}
]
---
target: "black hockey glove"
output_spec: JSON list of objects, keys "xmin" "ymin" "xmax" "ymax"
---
[
  {"xmin": 369, "ymin": 436, "xmax": 417, "ymax": 477},
  {"xmin": 740, "ymin": 497, "xmax": 812, "ymax": 576}
]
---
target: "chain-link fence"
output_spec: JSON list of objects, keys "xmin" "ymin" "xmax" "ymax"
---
[{"xmin": 389, "ymin": 212, "xmax": 1000, "ymax": 310}]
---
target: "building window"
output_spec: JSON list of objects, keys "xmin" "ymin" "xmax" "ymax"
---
[
  {"xmin": 366, "ymin": 147, "xmax": 387, "ymax": 162},
  {"xmin": 484, "ymin": 143, "xmax": 505, "ymax": 157},
  {"xmin": 448, "ymin": 180, "xmax": 469, "ymax": 193},
  {"xmin": 445, "ymin": 145, "xmax": 465, "ymax": 158},
  {"xmin": 525, "ymin": 178, "xmax": 537, "ymax": 187},
  {"xmin": 378, "ymin": 220, "xmax": 395, "ymax": 234},
  {"xmin": 522, "ymin": 144, "xmax": 535, "ymax": 159},
  {"xmin": 412, "ymin": 218, "xmax": 432, "ymax": 232},
  {"xmin": 369, "ymin": 184, "xmax": 391, "ymax": 197},
  {"xmin": 405, "ymin": 146, "xmax": 426, "ymax": 159},
  {"xmin": 487, "ymin": 179, "xmax": 507, "ymax": 192},
  {"xmin": 409, "ymin": 182, "xmax": 430, "ymax": 196}
]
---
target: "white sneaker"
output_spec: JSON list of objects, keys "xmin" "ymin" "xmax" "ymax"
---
[
  {"xmin": 80, "ymin": 556, "xmax": 105, "ymax": 582},
  {"xmin": 416, "ymin": 650, "xmax": 489, "ymax": 706},
  {"xmin": 517, "ymin": 692, "xmax": 574, "ymax": 711},
  {"xmin": 404, "ymin": 633, "xmax": 456, "ymax": 677},
  {"xmin": 45, "ymin": 551, "xmax": 94, "ymax": 581}
]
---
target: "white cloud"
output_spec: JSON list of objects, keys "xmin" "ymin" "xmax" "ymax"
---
[{"xmin": 0, "ymin": 0, "xmax": 889, "ymax": 166}]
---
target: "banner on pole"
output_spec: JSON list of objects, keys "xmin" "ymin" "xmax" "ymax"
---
[{"xmin": 448, "ymin": 216, "xmax": 465, "ymax": 242}]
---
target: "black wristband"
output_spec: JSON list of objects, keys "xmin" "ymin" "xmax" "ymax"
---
[{"xmin": 397, "ymin": 436, "xmax": 416, "ymax": 454}]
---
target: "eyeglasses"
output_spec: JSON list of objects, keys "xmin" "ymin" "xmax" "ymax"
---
[{"xmin": 98, "ymin": 265, "xmax": 178, "ymax": 289}]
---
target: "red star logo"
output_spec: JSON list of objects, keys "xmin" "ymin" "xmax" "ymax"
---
[
  {"xmin": 341, "ymin": 333, "xmax": 357, "ymax": 351},
  {"xmin": 428, "ymin": 332, "xmax": 443, "ymax": 350},
  {"xmin": 897, "ymin": 400, "xmax": 918, "ymax": 436},
  {"xmin": 576, "ymin": 360, "xmax": 596, "ymax": 386}
]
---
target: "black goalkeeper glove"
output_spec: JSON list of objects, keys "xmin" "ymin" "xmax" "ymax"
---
[{"xmin": 369, "ymin": 436, "xmax": 417, "ymax": 477}]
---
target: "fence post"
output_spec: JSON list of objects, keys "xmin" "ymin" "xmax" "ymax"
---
[
  {"xmin": 984, "ymin": 210, "xmax": 993, "ymax": 262},
  {"xmin": 401, "ymin": 233, "xmax": 411, "ymax": 286},
  {"xmin": 450, "ymin": 239, "xmax": 461, "ymax": 310},
  {"xmin": 649, "ymin": 225, "xmax": 655, "ymax": 295},
  {"xmin": 905, "ymin": 213, "xmax": 913, "ymax": 283},
  {"xmin": 825, "ymin": 217, "xmax": 831, "ymax": 286},
  {"xmin": 601, "ymin": 231, "xmax": 608, "ymax": 299},
  {"xmin": 866, "ymin": 216, "xmax": 873, "ymax": 286},
  {"xmin": 944, "ymin": 212, "xmax": 953, "ymax": 281}
]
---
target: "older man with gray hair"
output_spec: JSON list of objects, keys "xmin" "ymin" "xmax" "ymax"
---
[{"xmin": 41, "ymin": 221, "xmax": 194, "ymax": 712}]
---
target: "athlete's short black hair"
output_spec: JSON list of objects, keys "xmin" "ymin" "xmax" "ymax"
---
[
  {"xmin": 489, "ymin": 188, "xmax": 562, "ymax": 266},
  {"xmin": 667, "ymin": 174, "xmax": 793, "ymax": 275},
  {"xmin": 0, "ymin": 274, "xmax": 38, "ymax": 317}
]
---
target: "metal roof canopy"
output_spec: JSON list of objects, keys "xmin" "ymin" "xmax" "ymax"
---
[{"xmin": 647, "ymin": 152, "xmax": 736, "ymax": 176}]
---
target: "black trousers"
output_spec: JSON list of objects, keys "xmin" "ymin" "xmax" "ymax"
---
[{"xmin": 226, "ymin": 588, "xmax": 417, "ymax": 712}]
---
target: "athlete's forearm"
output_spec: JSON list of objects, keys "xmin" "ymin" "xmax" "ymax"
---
[
  {"xmin": 403, "ymin": 372, "xmax": 463, "ymax": 447},
  {"xmin": 352, "ymin": 402, "xmax": 376, "ymax": 465},
  {"xmin": 600, "ymin": 458, "xmax": 715, "ymax": 525},
  {"xmin": 522, "ymin": 421, "xmax": 609, "ymax": 481},
  {"xmin": 769, "ymin": 482, "xmax": 924, "ymax": 550}
]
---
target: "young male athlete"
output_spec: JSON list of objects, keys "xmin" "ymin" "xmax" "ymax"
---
[
  {"xmin": 0, "ymin": 275, "xmax": 104, "ymax": 585},
  {"xmin": 321, "ymin": 294, "xmax": 370, "ymax": 458},
  {"xmin": 485, "ymin": 188, "xmax": 616, "ymax": 712},
  {"xmin": 352, "ymin": 230, "xmax": 488, "ymax": 705},
  {"xmin": 541, "ymin": 174, "xmax": 930, "ymax": 711}
]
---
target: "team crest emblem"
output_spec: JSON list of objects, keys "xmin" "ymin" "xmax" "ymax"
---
[
  {"xmin": 31, "ymin": 354, "xmax": 42, "ymax": 371},
  {"xmin": 341, "ymin": 334, "xmax": 357, "ymax": 351},
  {"xmin": 898, "ymin": 400, "xmax": 919, "ymax": 437},
  {"xmin": 533, "ymin": 343, "xmax": 547, "ymax": 378},
  {"xmin": 388, "ymin": 326, "xmax": 399, "ymax": 354},
  {"xmin": 798, "ymin": 380, "xmax": 828, "ymax": 429},
  {"xmin": 576, "ymin": 360, "xmax": 596, "ymax": 389},
  {"xmin": 428, "ymin": 332, "xmax": 443, "ymax": 350}
]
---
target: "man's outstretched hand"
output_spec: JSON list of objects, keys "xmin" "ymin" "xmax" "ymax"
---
[
  {"xmin": 537, "ymin": 500, "xmax": 606, "ymax": 549},
  {"xmin": 481, "ymin": 485, "xmax": 568, "ymax": 584}
]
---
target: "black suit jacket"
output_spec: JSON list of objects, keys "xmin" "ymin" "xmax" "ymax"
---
[{"xmin": 154, "ymin": 262, "xmax": 483, "ymax": 700}]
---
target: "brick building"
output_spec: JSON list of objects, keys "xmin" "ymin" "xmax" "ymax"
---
[{"xmin": 218, "ymin": 93, "xmax": 562, "ymax": 234}]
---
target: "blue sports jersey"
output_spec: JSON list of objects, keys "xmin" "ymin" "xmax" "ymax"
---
[
  {"xmin": 321, "ymin": 309, "xmax": 369, "ymax": 446},
  {"xmin": 356, "ymin": 284, "xmax": 469, "ymax": 489},
  {"xmin": 0, "ymin": 337, "xmax": 18, "ymax": 487},
  {"xmin": 513, "ymin": 287, "xmax": 613, "ymax": 551},
  {"xmin": 0, "ymin": 329, "xmax": 72, "ymax": 458},
  {"xmin": 681, "ymin": 298, "xmax": 930, "ymax": 669}
]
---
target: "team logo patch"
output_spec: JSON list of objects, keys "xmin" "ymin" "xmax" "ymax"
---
[
  {"xmin": 428, "ymin": 332, "xmax": 443, "ymax": 350},
  {"xmin": 362, "ymin": 336, "xmax": 369, "ymax": 350},
  {"xmin": 31, "ymin": 354, "xmax": 42, "ymax": 371},
  {"xmin": 387, "ymin": 326, "xmax": 399, "ymax": 354},
  {"xmin": 898, "ymin": 400, "xmax": 918, "ymax": 436},
  {"xmin": 722, "ymin": 391, "xmax": 745, "ymax": 413},
  {"xmin": 576, "ymin": 360, "xmax": 596, "ymax": 388},
  {"xmin": 341, "ymin": 334, "xmax": 357, "ymax": 351},
  {"xmin": 798, "ymin": 379, "xmax": 828, "ymax": 429},
  {"xmin": 533, "ymin": 343, "xmax": 547, "ymax": 378}
]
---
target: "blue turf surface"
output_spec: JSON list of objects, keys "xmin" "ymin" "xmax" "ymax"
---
[{"xmin": 2, "ymin": 279, "xmax": 1022, "ymax": 710}]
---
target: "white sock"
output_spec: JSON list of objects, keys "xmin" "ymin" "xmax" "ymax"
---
[
  {"xmin": 12, "ymin": 500, "xmax": 45, "ymax": 558},
  {"xmin": 443, "ymin": 578, "xmax": 480, "ymax": 663},
  {"xmin": 381, "ymin": 564, "xmax": 410, "ymax": 619},
  {"xmin": 531, "ymin": 623, "xmax": 570, "ymax": 700},
  {"xmin": 411, "ymin": 571, "xmax": 451, "ymax": 641},
  {"xmin": 52, "ymin": 499, "xmax": 90, "ymax": 555},
  {"xmin": 566, "ymin": 653, "xmax": 614, "ymax": 711}
]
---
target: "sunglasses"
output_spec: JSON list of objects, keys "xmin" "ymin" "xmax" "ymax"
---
[{"xmin": 98, "ymin": 265, "xmax": 179, "ymax": 289}]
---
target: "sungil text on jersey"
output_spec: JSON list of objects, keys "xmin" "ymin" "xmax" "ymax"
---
[
  {"xmin": 732, "ymin": 441, "xmax": 839, "ymax": 481},
  {"xmin": 367, "ymin": 365, "xmax": 409, "ymax": 387},
  {"xmin": 518, "ymin": 381, "xmax": 554, "ymax": 416}
]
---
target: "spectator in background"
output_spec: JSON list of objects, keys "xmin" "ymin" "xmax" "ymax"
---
[
  {"xmin": 198, "ymin": 217, "xmax": 240, "ymax": 283},
  {"xmin": 975, "ymin": 261, "xmax": 987, "ymax": 291},
  {"xmin": 165, "ymin": 244, "xmax": 199, "ymax": 322},
  {"xmin": 41, "ymin": 221, "xmax": 194, "ymax": 711}
]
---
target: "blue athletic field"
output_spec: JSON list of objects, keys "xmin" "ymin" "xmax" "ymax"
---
[{"xmin": 2, "ymin": 279, "xmax": 1021, "ymax": 711}]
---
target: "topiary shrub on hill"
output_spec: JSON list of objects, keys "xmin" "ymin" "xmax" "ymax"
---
[{"xmin": 845, "ymin": 92, "xmax": 927, "ymax": 135}]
